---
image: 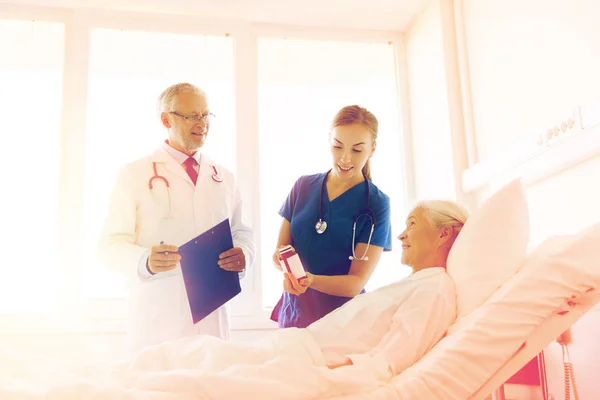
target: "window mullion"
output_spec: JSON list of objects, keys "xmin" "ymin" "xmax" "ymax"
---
[
  {"xmin": 232, "ymin": 24, "xmax": 263, "ymax": 316},
  {"xmin": 55, "ymin": 12, "xmax": 91, "ymax": 327}
]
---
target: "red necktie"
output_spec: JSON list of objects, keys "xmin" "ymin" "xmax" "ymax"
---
[{"xmin": 183, "ymin": 157, "xmax": 198, "ymax": 185}]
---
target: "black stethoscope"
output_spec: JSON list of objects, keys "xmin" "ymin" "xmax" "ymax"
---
[
  {"xmin": 148, "ymin": 161, "xmax": 223, "ymax": 216},
  {"xmin": 315, "ymin": 169, "xmax": 376, "ymax": 261}
]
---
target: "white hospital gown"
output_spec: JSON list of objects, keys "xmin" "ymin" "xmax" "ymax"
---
[{"xmin": 308, "ymin": 267, "xmax": 456, "ymax": 378}]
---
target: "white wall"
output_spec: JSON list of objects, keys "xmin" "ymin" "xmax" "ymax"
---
[
  {"xmin": 463, "ymin": 0, "xmax": 600, "ymax": 162},
  {"xmin": 405, "ymin": 0, "xmax": 457, "ymax": 202}
]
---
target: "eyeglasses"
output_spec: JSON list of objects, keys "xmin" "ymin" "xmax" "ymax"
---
[{"xmin": 169, "ymin": 111, "xmax": 215, "ymax": 124}]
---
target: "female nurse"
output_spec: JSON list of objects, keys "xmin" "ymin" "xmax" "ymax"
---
[{"xmin": 270, "ymin": 105, "xmax": 393, "ymax": 328}]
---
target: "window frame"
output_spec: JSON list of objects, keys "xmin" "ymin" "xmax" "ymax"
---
[
  {"xmin": 0, "ymin": 5, "xmax": 73, "ymax": 335},
  {"xmin": 0, "ymin": 4, "xmax": 412, "ymax": 334}
]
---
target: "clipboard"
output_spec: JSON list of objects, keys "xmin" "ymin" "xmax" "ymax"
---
[{"xmin": 178, "ymin": 218, "xmax": 241, "ymax": 324}]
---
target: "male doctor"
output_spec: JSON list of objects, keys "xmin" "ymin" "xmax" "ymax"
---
[{"xmin": 98, "ymin": 82, "xmax": 256, "ymax": 355}]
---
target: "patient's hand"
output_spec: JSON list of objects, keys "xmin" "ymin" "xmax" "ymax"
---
[
  {"xmin": 283, "ymin": 272, "xmax": 312, "ymax": 295},
  {"xmin": 327, "ymin": 358, "xmax": 353, "ymax": 369}
]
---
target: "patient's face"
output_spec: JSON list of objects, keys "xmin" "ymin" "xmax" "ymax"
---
[{"xmin": 399, "ymin": 207, "xmax": 439, "ymax": 268}]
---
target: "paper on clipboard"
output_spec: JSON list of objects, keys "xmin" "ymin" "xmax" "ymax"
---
[{"xmin": 178, "ymin": 218, "xmax": 241, "ymax": 324}]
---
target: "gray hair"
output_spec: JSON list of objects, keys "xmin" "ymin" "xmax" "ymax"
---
[
  {"xmin": 416, "ymin": 200, "xmax": 469, "ymax": 232},
  {"xmin": 158, "ymin": 82, "xmax": 206, "ymax": 114}
]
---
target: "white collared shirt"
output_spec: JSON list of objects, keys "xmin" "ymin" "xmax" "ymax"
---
[{"xmin": 161, "ymin": 140, "xmax": 201, "ymax": 174}]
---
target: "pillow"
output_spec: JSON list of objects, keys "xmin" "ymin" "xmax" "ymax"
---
[{"xmin": 446, "ymin": 179, "xmax": 529, "ymax": 321}]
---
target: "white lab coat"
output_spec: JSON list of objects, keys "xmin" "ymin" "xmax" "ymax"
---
[{"xmin": 98, "ymin": 145, "xmax": 255, "ymax": 355}]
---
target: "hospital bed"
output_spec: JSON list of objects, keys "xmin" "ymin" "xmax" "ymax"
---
[{"xmin": 325, "ymin": 231, "xmax": 600, "ymax": 400}]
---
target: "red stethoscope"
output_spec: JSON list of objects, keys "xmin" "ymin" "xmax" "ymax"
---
[
  {"xmin": 148, "ymin": 161, "xmax": 223, "ymax": 190},
  {"xmin": 210, "ymin": 165, "xmax": 223, "ymax": 182},
  {"xmin": 148, "ymin": 162, "xmax": 223, "ymax": 218}
]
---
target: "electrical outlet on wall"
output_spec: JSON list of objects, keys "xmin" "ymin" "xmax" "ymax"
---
[
  {"xmin": 577, "ymin": 101, "xmax": 600, "ymax": 129},
  {"xmin": 536, "ymin": 107, "xmax": 581, "ymax": 148}
]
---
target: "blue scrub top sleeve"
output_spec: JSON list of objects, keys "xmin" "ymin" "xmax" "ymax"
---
[
  {"xmin": 357, "ymin": 193, "xmax": 393, "ymax": 251},
  {"xmin": 278, "ymin": 176, "xmax": 304, "ymax": 221}
]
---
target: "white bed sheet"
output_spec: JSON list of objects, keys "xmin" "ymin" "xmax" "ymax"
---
[
  {"xmin": 0, "ymin": 267, "xmax": 454, "ymax": 400},
  {"xmin": 0, "ymin": 328, "xmax": 392, "ymax": 400}
]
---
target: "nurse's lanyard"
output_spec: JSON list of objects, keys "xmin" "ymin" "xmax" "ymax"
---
[{"xmin": 315, "ymin": 169, "xmax": 376, "ymax": 261}]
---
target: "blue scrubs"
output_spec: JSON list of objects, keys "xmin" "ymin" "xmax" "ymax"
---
[{"xmin": 270, "ymin": 172, "xmax": 392, "ymax": 328}]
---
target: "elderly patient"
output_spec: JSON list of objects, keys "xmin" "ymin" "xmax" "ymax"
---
[
  {"xmin": 310, "ymin": 199, "xmax": 467, "ymax": 375},
  {"xmin": 1, "ymin": 201, "xmax": 468, "ymax": 399}
]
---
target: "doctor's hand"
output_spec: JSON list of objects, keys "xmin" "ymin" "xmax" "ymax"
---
[
  {"xmin": 148, "ymin": 244, "xmax": 181, "ymax": 274},
  {"xmin": 218, "ymin": 247, "xmax": 246, "ymax": 272},
  {"xmin": 283, "ymin": 272, "xmax": 313, "ymax": 296}
]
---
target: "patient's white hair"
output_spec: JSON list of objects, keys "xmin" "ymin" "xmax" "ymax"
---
[
  {"xmin": 158, "ymin": 82, "xmax": 206, "ymax": 114},
  {"xmin": 417, "ymin": 200, "xmax": 469, "ymax": 234}
]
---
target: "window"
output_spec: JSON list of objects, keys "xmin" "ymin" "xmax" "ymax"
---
[
  {"xmin": 82, "ymin": 28, "xmax": 236, "ymax": 298},
  {"xmin": 0, "ymin": 20, "xmax": 64, "ymax": 314},
  {"xmin": 0, "ymin": 8, "xmax": 409, "ymax": 335},
  {"xmin": 257, "ymin": 38, "xmax": 408, "ymax": 309}
]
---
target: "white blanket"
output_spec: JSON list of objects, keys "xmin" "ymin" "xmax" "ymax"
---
[
  {"xmin": 1, "ymin": 329, "xmax": 392, "ymax": 400},
  {"xmin": 0, "ymin": 268, "xmax": 455, "ymax": 400}
]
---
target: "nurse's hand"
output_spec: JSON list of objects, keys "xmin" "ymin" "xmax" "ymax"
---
[
  {"xmin": 272, "ymin": 245, "xmax": 296, "ymax": 270},
  {"xmin": 218, "ymin": 247, "xmax": 246, "ymax": 272},
  {"xmin": 272, "ymin": 249, "xmax": 283, "ymax": 270},
  {"xmin": 148, "ymin": 244, "xmax": 181, "ymax": 274},
  {"xmin": 283, "ymin": 272, "xmax": 312, "ymax": 296}
]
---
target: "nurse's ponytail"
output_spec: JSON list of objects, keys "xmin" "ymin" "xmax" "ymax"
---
[{"xmin": 331, "ymin": 105, "xmax": 378, "ymax": 181}]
